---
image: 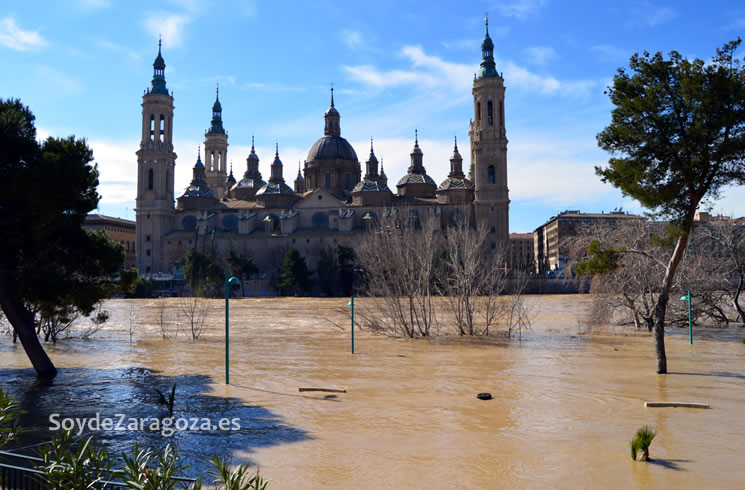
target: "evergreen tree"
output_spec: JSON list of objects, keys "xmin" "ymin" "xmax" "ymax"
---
[
  {"xmin": 591, "ymin": 39, "xmax": 745, "ymax": 373},
  {"xmin": 226, "ymin": 250, "xmax": 259, "ymax": 296},
  {"xmin": 280, "ymin": 248, "xmax": 310, "ymax": 296},
  {"xmin": 336, "ymin": 245, "xmax": 356, "ymax": 297},
  {"xmin": 0, "ymin": 99, "xmax": 124, "ymax": 378},
  {"xmin": 317, "ymin": 246, "xmax": 339, "ymax": 296},
  {"xmin": 183, "ymin": 249, "xmax": 222, "ymax": 296}
]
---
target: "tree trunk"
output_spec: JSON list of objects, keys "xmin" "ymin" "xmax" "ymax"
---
[
  {"xmin": 733, "ymin": 275, "xmax": 745, "ymax": 324},
  {"xmin": 652, "ymin": 226, "xmax": 693, "ymax": 375},
  {"xmin": 0, "ymin": 269, "xmax": 57, "ymax": 378}
]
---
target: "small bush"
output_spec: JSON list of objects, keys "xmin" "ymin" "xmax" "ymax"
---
[{"xmin": 630, "ymin": 425, "xmax": 656, "ymax": 461}]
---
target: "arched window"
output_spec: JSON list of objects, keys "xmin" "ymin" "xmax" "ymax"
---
[
  {"xmin": 476, "ymin": 102, "xmax": 481, "ymax": 122},
  {"xmin": 345, "ymin": 174, "xmax": 351, "ymax": 188},
  {"xmin": 159, "ymin": 115, "xmax": 165, "ymax": 141},
  {"xmin": 149, "ymin": 116, "xmax": 155, "ymax": 140},
  {"xmin": 325, "ymin": 173, "xmax": 331, "ymax": 188},
  {"xmin": 488, "ymin": 165, "xmax": 495, "ymax": 184},
  {"xmin": 148, "ymin": 168, "xmax": 154, "ymax": 190},
  {"xmin": 487, "ymin": 101, "xmax": 493, "ymax": 126},
  {"xmin": 210, "ymin": 151, "xmax": 215, "ymax": 171},
  {"xmin": 499, "ymin": 101, "xmax": 504, "ymax": 127}
]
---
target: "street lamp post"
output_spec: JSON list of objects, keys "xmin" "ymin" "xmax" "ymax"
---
[
  {"xmin": 225, "ymin": 268, "xmax": 240, "ymax": 384},
  {"xmin": 680, "ymin": 289, "xmax": 693, "ymax": 345}
]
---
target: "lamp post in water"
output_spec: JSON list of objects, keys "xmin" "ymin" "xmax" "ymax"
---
[
  {"xmin": 680, "ymin": 290, "xmax": 693, "ymax": 345},
  {"xmin": 225, "ymin": 269, "xmax": 240, "ymax": 384}
]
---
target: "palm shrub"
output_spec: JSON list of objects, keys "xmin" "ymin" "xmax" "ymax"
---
[
  {"xmin": 120, "ymin": 443, "xmax": 189, "ymax": 489},
  {"xmin": 36, "ymin": 429, "xmax": 113, "ymax": 488},
  {"xmin": 0, "ymin": 388, "xmax": 25, "ymax": 449},
  {"xmin": 630, "ymin": 426, "xmax": 656, "ymax": 461},
  {"xmin": 207, "ymin": 454, "xmax": 268, "ymax": 490}
]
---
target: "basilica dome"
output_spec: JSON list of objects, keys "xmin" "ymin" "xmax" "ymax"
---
[{"xmin": 307, "ymin": 135, "xmax": 358, "ymax": 162}]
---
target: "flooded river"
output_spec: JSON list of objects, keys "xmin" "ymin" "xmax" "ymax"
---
[{"xmin": 1, "ymin": 296, "xmax": 744, "ymax": 488}]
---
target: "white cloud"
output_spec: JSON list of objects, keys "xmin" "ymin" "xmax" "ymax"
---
[
  {"xmin": 0, "ymin": 17, "xmax": 47, "ymax": 51},
  {"xmin": 242, "ymin": 81, "xmax": 305, "ymax": 93},
  {"xmin": 340, "ymin": 29, "xmax": 363, "ymax": 49},
  {"xmin": 591, "ymin": 44, "xmax": 630, "ymax": 63},
  {"xmin": 97, "ymin": 40, "xmax": 142, "ymax": 62},
  {"xmin": 629, "ymin": 3, "xmax": 678, "ymax": 27},
  {"xmin": 36, "ymin": 66, "xmax": 82, "ymax": 94},
  {"xmin": 144, "ymin": 12, "xmax": 191, "ymax": 47},
  {"xmin": 495, "ymin": 0, "xmax": 548, "ymax": 20},
  {"xmin": 78, "ymin": 0, "xmax": 110, "ymax": 9},
  {"xmin": 524, "ymin": 46, "xmax": 557, "ymax": 65},
  {"xmin": 647, "ymin": 7, "xmax": 677, "ymax": 26},
  {"xmin": 344, "ymin": 45, "xmax": 595, "ymax": 100}
]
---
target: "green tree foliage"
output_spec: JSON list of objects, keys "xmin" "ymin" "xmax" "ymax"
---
[
  {"xmin": 336, "ymin": 245, "xmax": 356, "ymax": 297},
  {"xmin": 0, "ymin": 99, "xmax": 124, "ymax": 378},
  {"xmin": 594, "ymin": 40, "xmax": 745, "ymax": 373},
  {"xmin": 280, "ymin": 248, "xmax": 310, "ymax": 295},
  {"xmin": 184, "ymin": 249, "xmax": 222, "ymax": 295},
  {"xmin": 116, "ymin": 267, "xmax": 139, "ymax": 296},
  {"xmin": 316, "ymin": 246, "xmax": 339, "ymax": 296},
  {"xmin": 227, "ymin": 250, "xmax": 259, "ymax": 296}
]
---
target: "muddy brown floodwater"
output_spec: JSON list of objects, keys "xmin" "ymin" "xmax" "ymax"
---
[{"xmin": 1, "ymin": 295, "xmax": 744, "ymax": 488}]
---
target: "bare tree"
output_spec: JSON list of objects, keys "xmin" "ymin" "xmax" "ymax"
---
[
  {"xmin": 178, "ymin": 296, "xmax": 210, "ymax": 340},
  {"xmin": 506, "ymin": 270, "xmax": 533, "ymax": 339},
  {"xmin": 127, "ymin": 303, "xmax": 137, "ymax": 345},
  {"xmin": 436, "ymin": 207, "xmax": 508, "ymax": 335},
  {"xmin": 356, "ymin": 207, "xmax": 439, "ymax": 337}
]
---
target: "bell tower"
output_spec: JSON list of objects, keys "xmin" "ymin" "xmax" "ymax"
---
[
  {"xmin": 204, "ymin": 86, "xmax": 229, "ymax": 197},
  {"xmin": 469, "ymin": 17, "xmax": 509, "ymax": 247},
  {"xmin": 135, "ymin": 39, "xmax": 177, "ymax": 276}
]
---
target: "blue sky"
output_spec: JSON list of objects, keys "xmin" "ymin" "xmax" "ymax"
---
[{"xmin": 2, "ymin": 0, "xmax": 744, "ymax": 232}]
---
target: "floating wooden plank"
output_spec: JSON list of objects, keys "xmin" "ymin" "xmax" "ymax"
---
[
  {"xmin": 299, "ymin": 388, "xmax": 347, "ymax": 393},
  {"xmin": 645, "ymin": 401, "xmax": 710, "ymax": 409}
]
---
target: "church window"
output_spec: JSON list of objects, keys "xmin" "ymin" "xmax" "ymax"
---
[
  {"xmin": 146, "ymin": 249, "xmax": 151, "ymax": 256},
  {"xmin": 159, "ymin": 115, "xmax": 165, "ymax": 141},
  {"xmin": 325, "ymin": 174, "xmax": 331, "ymax": 188},
  {"xmin": 476, "ymin": 102, "xmax": 481, "ymax": 122},
  {"xmin": 490, "ymin": 226, "xmax": 495, "ymax": 234},
  {"xmin": 148, "ymin": 168, "xmax": 154, "ymax": 190},
  {"xmin": 146, "ymin": 235, "xmax": 151, "ymax": 242},
  {"xmin": 488, "ymin": 165, "xmax": 495, "ymax": 184},
  {"xmin": 499, "ymin": 101, "xmax": 504, "ymax": 127},
  {"xmin": 487, "ymin": 101, "xmax": 493, "ymax": 126},
  {"xmin": 345, "ymin": 174, "xmax": 351, "ymax": 188},
  {"xmin": 210, "ymin": 151, "xmax": 215, "ymax": 171},
  {"xmin": 149, "ymin": 116, "xmax": 155, "ymax": 140}
]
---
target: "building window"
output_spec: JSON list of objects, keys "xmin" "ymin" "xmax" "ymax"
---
[
  {"xmin": 490, "ymin": 242, "xmax": 496, "ymax": 250},
  {"xmin": 149, "ymin": 115, "xmax": 155, "ymax": 140},
  {"xmin": 345, "ymin": 174, "xmax": 351, "ymax": 188},
  {"xmin": 146, "ymin": 249, "xmax": 151, "ymax": 256},
  {"xmin": 148, "ymin": 168, "xmax": 154, "ymax": 190},
  {"xmin": 476, "ymin": 101, "xmax": 481, "ymax": 122},
  {"xmin": 306, "ymin": 238, "xmax": 310, "ymax": 243},
  {"xmin": 487, "ymin": 101, "xmax": 493, "ymax": 126},
  {"xmin": 490, "ymin": 226, "xmax": 495, "ymax": 233},
  {"xmin": 488, "ymin": 165, "xmax": 495, "ymax": 184},
  {"xmin": 146, "ymin": 235, "xmax": 151, "ymax": 242},
  {"xmin": 325, "ymin": 174, "xmax": 331, "ymax": 188},
  {"xmin": 146, "ymin": 213, "xmax": 151, "ymax": 219}
]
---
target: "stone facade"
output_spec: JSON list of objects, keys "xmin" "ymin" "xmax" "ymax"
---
[
  {"xmin": 135, "ymin": 22, "xmax": 511, "ymax": 278},
  {"xmin": 84, "ymin": 214, "xmax": 137, "ymax": 269}
]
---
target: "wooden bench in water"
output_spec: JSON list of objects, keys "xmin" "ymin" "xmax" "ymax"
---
[
  {"xmin": 645, "ymin": 401, "xmax": 710, "ymax": 409},
  {"xmin": 299, "ymin": 387, "xmax": 347, "ymax": 393}
]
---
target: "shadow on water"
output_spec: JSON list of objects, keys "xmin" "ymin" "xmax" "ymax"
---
[
  {"xmin": 648, "ymin": 458, "xmax": 690, "ymax": 471},
  {"xmin": 0, "ymin": 367, "xmax": 310, "ymax": 478},
  {"xmin": 669, "ymin": 371, "xmax": 745, "ymax": 381}
]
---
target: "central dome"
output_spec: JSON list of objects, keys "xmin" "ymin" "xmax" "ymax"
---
[{"xmin": 307, "ymin": 135, "xmax": 358, "ymax": 162}]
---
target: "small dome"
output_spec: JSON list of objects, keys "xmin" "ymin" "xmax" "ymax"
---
[
  {"xmin": 213, "ymin": 98, "xmax": 222, "ymax": 113},
  {"xmin": 153, "ymin": 42, "xmax": 165, "ymax": 69},
  {"xmin": 255, "ymin": 182, "xmax": 295, "ymax": 196},
  {"xmin": 180, "ymin": 183, "xmax": 216, "ymax": 199},
  {"xmin": 248, "ymin": 149, "xmax": 259, "ymax": 161},
  {"xmin": 226, "ymin": 171, "xmax": 236, "ymax": 185},
  {"xmin": 353, "ymin": 179, "xmax": 391, "ymax": 193},
  {"xmin": 397, "ymin": 173, "xmax": 436, "ymax": 186},
  {"xmin": 438, "ymin": 177, "xmax": 474, "ymax": 191},
  {"xmin": 482, "ymin": 33, "xmax": 494, "ymax": 52},
  {"xmin": 307, "ymin": 136, "xmax": 358, "ymax": 162},
  {"xmin": 235, "ymin": 177, "xmax": 266, "ymax": 189},
  {"xmin": 325, "ymin": 105, "xmax": 339, "ymax": 116}
]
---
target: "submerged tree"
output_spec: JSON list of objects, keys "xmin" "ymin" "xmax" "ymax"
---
[
  {"xmin": 591, "ymin": 39, "xmax": 745, "ymax": 374},
  {"xmin": 0, "ymin": 99, "xmax": 123, "ymax": 378}
]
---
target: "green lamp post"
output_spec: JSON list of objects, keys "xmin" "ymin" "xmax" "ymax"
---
[
  {"xmin": 680, "ymin": 290, "xmax": 693, "ymax": 345},
  {"xmin": 225, "ymin": 269, "xmax": 240, "ymax": 384}
]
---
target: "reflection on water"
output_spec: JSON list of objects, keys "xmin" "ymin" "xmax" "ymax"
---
[{"xmin": 1, "ymin": 296, "xmax": 744, "ymax": 488}]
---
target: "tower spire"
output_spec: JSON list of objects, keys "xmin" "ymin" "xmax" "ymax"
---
[
  {"xmin": 324, "ymin": 85, "xmax": 341, "ymax": 137},
  {"xmin": 150, "ymin": 39, "xmax": 168, "ymax": 95},
  {"xmin": 330, "ymin": 84, "xmax": 335, "ymax": 108},
  {"xmin": 208, "ymin": 85, "xmax": 225, "ymax": 134},
  {"xmin": 478, "ymin": 15, "xmax": 498, "ymax": 78}
]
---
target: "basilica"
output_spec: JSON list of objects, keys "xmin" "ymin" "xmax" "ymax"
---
[{"xmin": 135, "ymin": 21, "xmax": 510, "ymax": 278}]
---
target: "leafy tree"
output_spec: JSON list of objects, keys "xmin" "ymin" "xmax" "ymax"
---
[
  {"xmin": 280, "ymin": 248, "xmax": 310, "ymax": 295},
  {"xmin": 0, "ymin": 99, "xmax": 123, "ymax": 378},
  {"xmin": 316, "ymin": 246, "xmax": 339, "ymax": 296},
  {"xmin": 116, "ymin": 267, "xmax": 139, "ymax": 296},
  {"xmin": 592, "ymin": 40, "xmax": 745, "ymax": 373},
  {"xmin": 336, "ymin": 245, "xmax": 356, "ymax": 297},
  {"xmin": 183, "ymin": 249, "xmax": 222, "ymax": 295},
  {"xmin": 226, "ymin": 250, "xmax": 259, "ymax": 296}
]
